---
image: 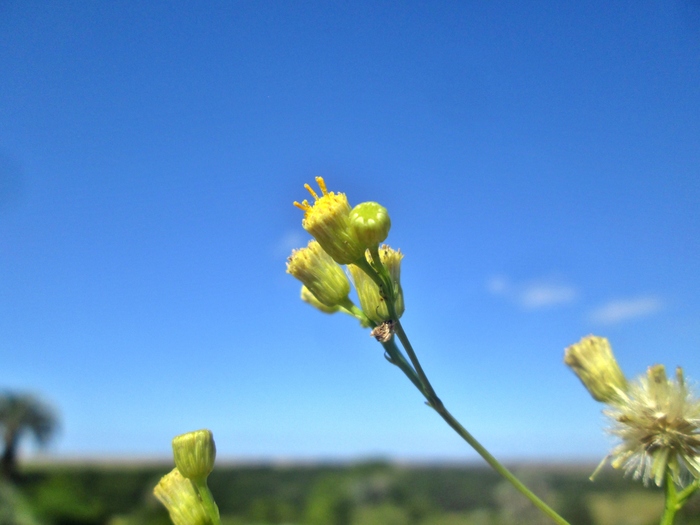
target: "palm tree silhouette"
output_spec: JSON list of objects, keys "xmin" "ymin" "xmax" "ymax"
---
[{"xmin": 0, "ymin": 393, "xmax": 58, "ymax": 480}]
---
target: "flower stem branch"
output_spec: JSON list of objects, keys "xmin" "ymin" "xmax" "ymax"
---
[
  {"xmin": 392, "ymin": 319, "xmax": 440, "ymax": 405},
  {"xmin": 392, "ymin": 318, "xmax": 571, "ymax": 525},
  {"xmin": 380, "ymin": 338, "xmax": 424, "ymax": 393},
  {"xmin": 661, "ymin": 472, "xmax": 679, "ymax": 525},
  {"xmin": 193, "ymin": 479, "xmax": 221, "ymax": 525},
  {"xmin": 339, "ymin": 298, "xmax": 371, "ymax": 325},
  {"xmin": 676, "ymin": 479, "xmax": 700, "ymax": 507},
  {"xmin": 660, "ymin": 474, "xmax": 699, "ymax": 525},
  {"xmin": 356, "ymin": 258, "xmax": 571, "ymax": 525}
]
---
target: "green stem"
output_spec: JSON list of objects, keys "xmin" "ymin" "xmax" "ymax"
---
[
  {"xmin": 368, "ymin": 244, "xmax": 382, "ymax": 271},
  {"xmin": 392, "ymin": 319, "xmax": 440, "ymax": 403},
  {"xmin": 355, "ymin": 251, "xmax": 570, "ymax": 524},
  {"xmin": 193, "ymin": 479, "xmax": 221, "ymax": 525},
  {"xmin": 660, "ymin": 472, "xmax": 679, "ymax": 525},
  {"xmin": 381, "ymin": 338, "xmax": 424, "ymax": 393},
  {"xmin": 659, "ymin": 474, "xmax": 700, "ymax": 525},
  {"xmin": 395, "ymin": 322, "xmax": 569, "ymax": 524},
  {"xmin": 677, "ymin": 479, "xmax": 700, "ymax": 507},
  {"xmin": 392, "ymin": 325, "xmax": 569, "ymax": 524},
  {"xmin": 352, "ymin": 256, "xmax": 385, "ymax": 290},
  {"xmin": 339, "ymin": 298, "xmax": 371, "ymax": 326},
  {"xmin": 430, "ymin": 399, "xmax": 570, "ymax": 525}
]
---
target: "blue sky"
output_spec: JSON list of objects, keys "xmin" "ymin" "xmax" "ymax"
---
[{"xmin": 1, "ymin": 1, "xmax": 699, "ymax": 463}]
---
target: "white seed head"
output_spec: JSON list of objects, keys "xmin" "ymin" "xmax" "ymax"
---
[{"xmin": 604, "ymin": 365, "xmax": 700, "ymax": 487}]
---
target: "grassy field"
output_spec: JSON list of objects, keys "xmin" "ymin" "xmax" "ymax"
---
[{"xmin": 3, "ymin": 461, "xmax": 699, "ymax": 525}]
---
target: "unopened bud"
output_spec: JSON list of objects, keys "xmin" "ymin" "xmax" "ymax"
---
[
  {"xmin": 287, "ymin": 241, "xmax": 351, "ymax": 308},
  {"xmin": 348, "ymin": 245, "xmax": 404, "ymax": 324},
  {"xmin": 350, "ymin": 202, "xmax": 391, "ymax": 248},
  {"xmin": 301, "ymin": 285, "xmax": 340, "ymax": 314},
  {"xmin": 564, "ymin": 335, "xmax": 627, "ymax": 403},
  {"xmin": 154, "ymin": 468, "xmax": 210, "ymax": 525},
  {"xmin": 172, "ymin": 429, "xmax": 216, "ymax": 482}
]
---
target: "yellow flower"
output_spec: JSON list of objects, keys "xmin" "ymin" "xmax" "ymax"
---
[
  {"xmin": 348, "ymin": 245, "xmax": 404, "ymax": 324},
  {"xmin": 564, "ymin": 335, "xmax": 628, "ymax": 403},
  {"xmin": 293, "ymin": 177, "xmax": 365, "ymax": 264},
  {"xmin": 287, "ymin": 240, "xmax": 351, "ymax": 308}
]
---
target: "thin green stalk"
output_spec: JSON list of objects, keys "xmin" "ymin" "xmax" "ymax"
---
[
  {"xmin": 392, "ymin": 319, "xmax": 440, "ymax": 404},
  {"xmin": 381, "ymin": 338, "xmax": 424, "ymax": 393},
  {"xmin": 659, "ymin": 474, "xmax": 700, "ymax": 525},
  {"xmin": 432, "ymin": 397, "xmax": 570, "ymax": 525},
  {"xmin": 393, "ymin": 319, "xmax": 570, "ymax": 525},
  {"xmin": 677, "ymin": 479, "xmax": 700, "ymax": 507},
  {"xmin": 368, "ymin": 244, "xmax": 383, "ymax": 273},
  {"xmin": 352, "ymin": 255, "xmax": 384, "ymax": 290},
  {"xmin": 660, "ymin": 472, "xmax": 679, "ymax": 525},
  {"xmin": 356, "ymin": 252, "xmax": 436, "ymax": 397},
  {"xmin": 193, "ymin": 479, "xmax": 221, "ymax": 525},
  {"xmin": 356, "ymin": 250, "xmax": 570, "ymax": 524},
  {"xmin": 339, "ymin": 298, "xmax": 371, "ymax": 325}
]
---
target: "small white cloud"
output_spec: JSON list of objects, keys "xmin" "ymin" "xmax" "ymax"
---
[
  {"xmin": 589, "ymin": 296, "xmax": 662, "ymax": 325},
  {"xmin": 518, "ymin": 283, "xmax": 578, "ymax": 309},
  {"xmin": 486, "ymin": 275, "xmax": 577, "ymax": 310},
  {"xmin": 486, "ymin": 275, "xmax": 509, "ymax": 295},
  {"xmin": 274, "ymin": 230, "xmax": 308, "ymax": 259}
]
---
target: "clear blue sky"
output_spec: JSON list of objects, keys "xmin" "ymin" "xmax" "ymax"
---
[{"xmin": 1, "ymin": 1, "xmax": 699, "ymax": 462}]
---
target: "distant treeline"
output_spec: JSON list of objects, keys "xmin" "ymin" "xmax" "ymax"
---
[{"xmin": 7, "ymin": 461, "xmax": 700, "ymax": 525}]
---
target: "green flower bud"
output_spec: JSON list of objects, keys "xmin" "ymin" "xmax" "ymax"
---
[
  {"xmin": 301, "ymin": 285, "xmax": 340, "ymax": 314},
  {"xmin": 564, "ymin": 336, "xmax": 628, "ymax": 403},
  {"xmin": 172, "ymin": 429, "xmax": 216, "ymax": 482},
  {"xmin": 154, "ymin": 468, "xmax": 210, "ymax": 525},
  {"xmin": 350, "ymin": 202, "xmax": 391, "ymax": 248},
  {"xmin": 287, "ymin": 240, "xmax": 351, "ymax": 308},
  {"xmin": 293, "ymin": 177, "xmax": 365, "ymax": 264},
  {"xmin": 348, "ymin": 245, "xmax": 404, "ymax": 324}
]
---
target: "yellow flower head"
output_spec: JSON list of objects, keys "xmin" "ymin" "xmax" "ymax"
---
[
  {"xmin": 287, "ymin": 240, "xmax": 351, "ymax": 308},
  {"xmin": 293, "ymin": 177, "xmax": 365, "ymax": 264},
  {"xmin": 154, "ymin": 468, "xmax": 210, "ymax": 525},
  {"xmin": 348, "ymin": 245, "xmax": 405, "ymax": 324},
  {"xmin": 605, "ymin": 365, "xmax": 700, "ymax": 487},
  {"xmin": 564, "ymin": 335, "xmax": 628, "ymax": 403}
]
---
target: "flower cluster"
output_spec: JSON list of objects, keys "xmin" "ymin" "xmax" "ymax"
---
[
  {"xmin": 565, "ymin": 336, "xmax": 700, "ymax": 487},
  {"xmin": 288, "ymin": 177, "xmax": 403, "ymax": 333}
]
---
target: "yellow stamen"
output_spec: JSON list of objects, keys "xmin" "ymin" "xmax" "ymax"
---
[
  {"xmin": 304, "ymin": 183, "xmax": 319, "ymax": 200},
  {"xmin": 316, "ymin": 176, "xmax": 329, "ymax": 196},
  {"xmin": 293, "ymin": 200, "xmax": 311, "ymax": 212}
]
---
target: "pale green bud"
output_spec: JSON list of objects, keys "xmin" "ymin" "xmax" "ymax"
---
[
  {"xmin": 293, "ymin": 177, "xmax": 365, "ymax": 264},
  {"xmin": 301, "ymin": 285, "xmax": 340, "ymax": 314},
  {"xmin": 564, "ymin": 335, "xmax": 628, "ymax": 403},
  {"xmin": 154, "ymin": 468, "xmax": 210, "ymax": 525},
  {"xmin": 172, "ymin": 429, "xmax": 216, "ymax": 482},
  {"xmin": 350, "ymin": 202, "xmax": 391, "ymax": 248},
  {"xmin": 348, "ymin": 245, "xmax": 404, "ymax": 324},
  {"xmin": 287, "ymin": 240, "xmax": 351, "ymax": 308}
]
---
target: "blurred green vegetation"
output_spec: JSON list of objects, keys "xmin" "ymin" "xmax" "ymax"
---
[{"xmin": 2, "ymin": 461, "xmax": 699, "ymax": 525}]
